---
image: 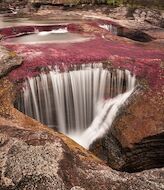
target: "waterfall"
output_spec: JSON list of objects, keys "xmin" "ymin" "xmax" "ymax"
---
[
  {"xmin": 15, "ymin": 64, "xmax": 136, "ymax": 149},
  {"xmin": 37, "ymin": 28, "xmax": 68, "ymax": 36},
  {"xmin": 99, "ymin": 24, "xmax": 118, "ymax": 35}
]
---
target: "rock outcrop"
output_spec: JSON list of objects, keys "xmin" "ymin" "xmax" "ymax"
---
[
  {"xmin": 90, "ymin": 88, "xmax": 164, "ymax": 172},
  {"xmin": 0, "ymin": 80, "xmax": 164, "ymax": 189},
  {"xmin": 133, "ymin": 8, "xmax": 164, "ymax": 27},
  {"xmin": 0, "ymin": 8, "xmax": 164, "ymax": 189},
  {"xmin": 0, "ymin": 46, "xmax": 22, "ymax": 78}
]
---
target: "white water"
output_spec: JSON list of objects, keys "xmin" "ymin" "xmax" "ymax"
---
[
  {"xmin": 16, "ymin": 64, "xmax": 136, "ymax": 149},
  {"xmin": 68, "ymin": 89, "xmax": 134, "ymax": 148},
  {"xmin": 37, "ymin": 28, "xmax": 68, "ymax": 36},
  {"xmin": 99, "ymin": 24, "xmax": 118, "ymax": 35}
]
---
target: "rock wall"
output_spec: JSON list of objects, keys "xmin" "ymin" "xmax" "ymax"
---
[
  {"xmin": 90, "ymin": 81, "xmax": 164, "ymax": 172},
  {"xmin": 0, "ymin": 79, "xmax": 163, "ymax": 189}
]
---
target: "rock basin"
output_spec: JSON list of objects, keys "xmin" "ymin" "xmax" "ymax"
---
[
  {"xmin": 4, "ymin": 29, "xmax": 92, "ymax": 44},
  {"xmin": 0, "ymin": 9, "xmax": 164, "ymax": 189}
]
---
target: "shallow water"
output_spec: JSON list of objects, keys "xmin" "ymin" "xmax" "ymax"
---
[
  {"xmin": 0, "ymin": 15, "xmax": 84, "ymax": 28},
  {"xmin": 5, "ymin": 30, "xmax": 92, "ymax": 44},
  {"xmin": 0, "ymin": 15, "xmax": 92, "ymax": 44}
]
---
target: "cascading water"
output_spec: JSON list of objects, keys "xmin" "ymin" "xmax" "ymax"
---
[
  {"xmin": 15, "ymin": 63, "xmax": 136, "ymax": 149},
  {"xmin": 99, "ymin": 24, "xmax": 118, "ymax": 35}
]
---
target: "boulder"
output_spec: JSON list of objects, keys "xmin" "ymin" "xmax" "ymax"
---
[
  {"xmin": 133, "ymin": 9, "xmax": 163, "ymax": 27},
  {"xmin": 90, "ymin": 89, "xmax": 164, "ymax": 172},
  {"xmin": 0, "ymin": 46, "xmax": 22, "ymax": 78}
]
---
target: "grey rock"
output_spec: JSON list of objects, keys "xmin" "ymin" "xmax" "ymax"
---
[{"xmin": 133, "ymin": 8, "xmax": 163, "ymax": 27}]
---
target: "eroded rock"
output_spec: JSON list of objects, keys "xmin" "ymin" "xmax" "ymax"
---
[
  {"xmin": 0, "ymin": 46, "xmax": 22, "ymax": 78},
  {"xmin": 0, "ymin": 8, "xmax": 163, "ymax": 189},
  {"xmin": 0, "ymin": 105, "xmax": 164, "ymax": 190},
  {"xmin": 91, "ymin": 87, "xmax": 164, "ymax": 172},
  {"xmin": 133, "ymin": 9, "xmax": 163, "ymax": 27}
]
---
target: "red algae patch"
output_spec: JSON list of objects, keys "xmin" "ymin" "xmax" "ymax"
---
[{"xmin": 1, "ymin": 23, "xmax": 164, "ymax": 90}]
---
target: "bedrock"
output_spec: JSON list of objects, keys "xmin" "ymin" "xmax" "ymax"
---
[
  {"xmin": 0, "ymin": 18, "xmax": 163, "ymax": 188},
  {"xmin": 0, "ymin": 79, "xmax": 163, "ymax": 190}
]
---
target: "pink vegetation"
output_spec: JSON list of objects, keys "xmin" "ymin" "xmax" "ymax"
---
[
  {"xmin": 0, "ymin": 25, "xmax": 68, "ymax": 38},
  {"xmin": 1, "ymin": 24, "xmax": 164, "ymax": 90}
]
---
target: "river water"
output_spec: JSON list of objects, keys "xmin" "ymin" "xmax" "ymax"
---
[{"xmin": 0, "ymin": 15, "xmax": 92, "ymax": 44}]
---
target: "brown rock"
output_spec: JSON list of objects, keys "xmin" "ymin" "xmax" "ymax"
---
[
  {"xmin": 90, "ymin": 88, "xmax": 164, "ymax": 172},
  {"xmin": 0, "ymin": 78, "xmax": 163, "ymax": 189},
  {"xmin": 0, "ymin": 105, "xmax": 164, "ymax": 190},
  {"xmin": 0, "ymin": 46, "xmax": 22, "ymax": 78}
]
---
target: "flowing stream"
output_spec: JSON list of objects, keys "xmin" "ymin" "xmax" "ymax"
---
[
  {"xmin": 4, "ymin": 28, "xmax": 92, "ymax": 44},
  {"xmin": 15, "ymin": 64, "xmax": 136, "ymax": 148}
]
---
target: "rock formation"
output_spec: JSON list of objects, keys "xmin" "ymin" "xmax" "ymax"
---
[
  {"xmin": 0, "ymin": 46, "xmax": 22, "ymax": 78},
  {"xmin": 0, "ymin": 79, "xmax": 164, "ymax": 189},
  {"xmin": 0, "ymin": 3, "xmax": 164, "ymax": 190}
]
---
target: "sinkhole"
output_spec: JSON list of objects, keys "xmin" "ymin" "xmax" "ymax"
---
[{"xmin": 15, "ymin": 64, "xmax": 136, "ymax": 149}]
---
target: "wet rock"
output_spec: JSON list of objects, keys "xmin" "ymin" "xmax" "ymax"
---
[
  {"xmin": 0, "ymin": 105, "xmax": 164, "ymax": 190},
  {"xmin": 117, "ymin": 28, "xmax": 154, "ymax": 42},
  {"xmin": 0, "ymin": 79, "xmax": 14, "ymax": 118},
  {"xmin": 0, "ymin": 77, "xmax": 163, "ymax": 189},
  {"xmin": 91, "ymin": 89, "xmax": 164, "ymax": 172},
  {"xmin": 0, "ymin": 46, "xmax": 22, "ymax": 78}
]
